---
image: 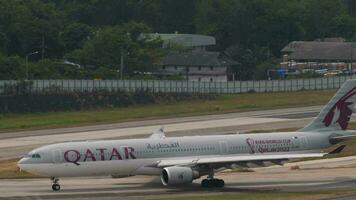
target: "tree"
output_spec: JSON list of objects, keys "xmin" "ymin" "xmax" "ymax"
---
[
  {"xmin": 66, "ymin": 22, "xmax": 163, "ymax": 79},
  {"xmin": 62, "ymin": 22, "xmax": 92, "ymax": 52},
  {"xmin": 0, "ymin": 0, "xmax": 64, "ymax": 58},
  {"xmin": 0, "ymin": 54, "xmax": 25, "ymax": 80},
  {"xmin": 224, "ymin": 44, "xmax": 273, "ymax": 80}
]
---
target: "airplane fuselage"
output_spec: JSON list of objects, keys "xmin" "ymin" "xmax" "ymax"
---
[{"xmin": 18, "ymin": 131, "xmax": 331, "ymax": 178}]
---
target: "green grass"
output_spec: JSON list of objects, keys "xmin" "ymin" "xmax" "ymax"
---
[
  {"xmin": 154, "ymin": 189, "xmax": 356, "ymax": 200},
  {"xmin": 0, "ymin": 90, "xmax": 335, "ymax": 132},
  {"xmin": 0, "ymin": 159, "xmax": 38, "ymax": 179}
]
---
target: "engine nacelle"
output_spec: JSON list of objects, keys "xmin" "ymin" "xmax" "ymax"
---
[{"xmin": 161, "ymin": 166, "xmax": 199, "ymax": 186}]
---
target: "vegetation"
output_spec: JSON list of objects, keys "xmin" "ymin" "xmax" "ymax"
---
[
  {"xmin": 0, "ymin": 159, "xmax": 37, "ymax": 179},
  {"xmin": 0, "ymin": 82, "xmax": 217, "ymax": 113},
  {"xmin": 0, "ymin": 1, "xmax": 356, "ymax": 80},
  {"xmin": 0, "ymin": 89, "xmax": 334, "ymax": 131}
]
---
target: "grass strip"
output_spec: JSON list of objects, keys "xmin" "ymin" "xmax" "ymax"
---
[
  {"xmin": 0, "ymin": 159, "xmax": 38, "ymax": 179},
  {"xmin": 0, "ymin": 90, "xmax": 334, "ymax": 132}
]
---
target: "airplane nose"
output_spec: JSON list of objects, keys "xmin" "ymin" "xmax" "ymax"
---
[{"xmin": 17, "ymin": 157, "xmax": 29, "ymax": 168}]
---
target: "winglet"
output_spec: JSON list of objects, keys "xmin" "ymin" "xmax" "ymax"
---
[{"xmin": 149, "ymin": 127, "xmax": 166, "ymax": 139}]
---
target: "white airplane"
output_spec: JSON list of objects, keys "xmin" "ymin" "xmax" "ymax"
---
[{"xmin": 18, "ymin": 79, "xmax": 356, "ymax": 191}]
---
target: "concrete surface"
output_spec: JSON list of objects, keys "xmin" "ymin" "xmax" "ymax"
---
[{"xmin": 1, "ymin": 105, "xmax": 356, "ymax": 200}]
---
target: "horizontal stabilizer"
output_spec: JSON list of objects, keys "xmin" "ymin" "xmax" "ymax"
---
[
  {"xmin": 328, "ymin": 145, "xmax": 346, "ymax": 154},
  {"xmin": 330, "ymin": 134, "xmax": 356, "ymax": 140}
]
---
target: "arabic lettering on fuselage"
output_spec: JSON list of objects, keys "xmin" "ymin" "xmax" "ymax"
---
[{"xmin": 146, "ymin": 142, "xmax": 180, "ymax": 150}]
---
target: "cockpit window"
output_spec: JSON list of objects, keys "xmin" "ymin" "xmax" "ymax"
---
[{"xmin": 31, "ymin": 154, "xmax": 41, "ymax": 158}]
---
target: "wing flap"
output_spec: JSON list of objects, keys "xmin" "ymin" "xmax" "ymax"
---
[
  {"xmin": 156, "ymin": 153, "xmax": 326, "ymax": 168},
  {"xmin": 196, "ymin": 153, "xmax": 325, "ymax": 165},
  {"xmin": 157, "ymin": 159, "xmax": 199, "ymax": 167}
]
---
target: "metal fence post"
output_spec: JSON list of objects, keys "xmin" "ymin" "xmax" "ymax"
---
[
  {"xmin": 239, "ymin": 81, "xmax": 242, "ymax": 93},
  {"xmin": 314, "ymin": 78, "xmax": 317, "ymax": 90},
  {"xmin": 152, "ymin": 80, "xmax": 155, "ymax": 93},
  {"xmin": 326, "ymin": 77, "xmax": 329, "ymax": 89},
  {"xmin": 296, "ymin": 79, "xmax": 298, "ymax": 91}
]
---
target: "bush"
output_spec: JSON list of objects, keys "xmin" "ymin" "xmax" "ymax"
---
[{"xmin": 0, "ymin": 86, "xmax": 217, "ymax": 113}]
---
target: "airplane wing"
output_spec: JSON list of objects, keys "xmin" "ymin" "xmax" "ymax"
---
[
  {"xmin": 154, "ymin": 153, "xmax": 326, "ymax": 168},
  {"xmin": 149, "ymin": 127, "xmax": 166, "ymax": 139}
]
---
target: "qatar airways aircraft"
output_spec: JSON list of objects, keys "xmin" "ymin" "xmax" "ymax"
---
[{"xmin": 18, "ymin": 79, "xmax": 356, "ymax": 191}]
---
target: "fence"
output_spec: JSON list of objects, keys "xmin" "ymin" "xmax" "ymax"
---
[{"xmin": 1, "ymin": 75, "xmax": 356, "ymax": 94}]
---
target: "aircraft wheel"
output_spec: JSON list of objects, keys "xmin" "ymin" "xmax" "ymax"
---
[
  {"xmin": 52, "ymin": 183, "xmax": 61, "ymax": 191},
  {"xmin": 201, "ymin": 179, "xmax": 211, "ymax": 188},
  {"xmin": 213, "ymin": 179, "xmax": 225, "ymax": 188},
  {"xmin": 201, "ymin": 179, "xmax": 224, "ymax": 188},
  {"xmin": 201, "ymin": 179, "xmax": 213, "ymax": 188}
]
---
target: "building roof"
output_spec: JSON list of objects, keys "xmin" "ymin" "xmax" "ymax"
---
[
  {"xmin": 142, "ymin": 33, "xmax": 216, "ymax": 47},
  {"xmin": 282, "ymin": 41, "xmax": 356, "ymax": 61},
  {"xmin": 160, "ymin": 51, "xmax": 238, "ymax": 66}
]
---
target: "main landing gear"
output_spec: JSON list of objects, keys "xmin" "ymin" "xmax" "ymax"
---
[
  {"xmin": 201, "ymin": 178, "xmax": 225, "ymax": 188},
  {"xmin": 51, "ymin": 177, "xmax": 60, "ymax": 191},
  {"xmin": 201, "ymin": 170, "xmax": 225, "ymax": 188}
]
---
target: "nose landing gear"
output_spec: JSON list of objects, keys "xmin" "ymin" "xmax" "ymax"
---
[{"xmin": 51, "ymin": 177, "xmax": 60, "ymax": 191}]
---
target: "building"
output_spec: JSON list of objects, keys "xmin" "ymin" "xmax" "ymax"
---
[
  {"xmin": 281, "ymin": 40, "xmax": 356, "ymax": 70},
  {"xmin": 158, "ymin": 51, "xmax": 238, "ymax": 82},
  {"xmin": 142, "ymin": 33, "xmax": 216, "ymax": 51},
  {"xmin": 141, "ymin": 33, "xmax": 237, "ymax": 81}
]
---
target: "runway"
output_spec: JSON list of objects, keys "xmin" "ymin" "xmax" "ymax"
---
[
  {"xmin": 0, "ymin": 105, "xmax": 327, "ymax": 160},
  {"xmin": 1, "ymin": 105, "xmax": 356, "ymax": 199},
  {"xmin": 1, "ymin": 167, "xmax": 356, "ymax": 200}
]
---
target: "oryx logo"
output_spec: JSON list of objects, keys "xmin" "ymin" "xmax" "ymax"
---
[
  {"xmin": 323, "ymin": 87, "xmax": 356, "ymax": 130},
  {"xmin": 246, "ymin": 138, "xmax": 255, "ymax": 154}
]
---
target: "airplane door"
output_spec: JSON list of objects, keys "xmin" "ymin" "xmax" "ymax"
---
[
  {"xmin": 120, "ymin": 146, "xmax": 128, "ymax": 160},
  {"xmin": 52, "ymin": 149, "xmax": 62, "ymax": 164},
  {"xmin": 219, "ymin": 141, "xmax": 228, "ymax": 155},
  {"xmin": 119, "ymin": 146, "xmax": 136, "ymax": 175},
  {"xmin": 300, "ymin": 136, "xmax": 308, "ymax": 150}
]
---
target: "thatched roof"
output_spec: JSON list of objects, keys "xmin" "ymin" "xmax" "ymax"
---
[
  {"xmin": 160, "ymin": 51, "xmax": 238, "ymax": 66},
  {"xmin": 282, "ymin": 41, "xmax": 356, "ymax": 61}
]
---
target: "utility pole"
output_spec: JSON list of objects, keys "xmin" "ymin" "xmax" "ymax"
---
[
  {"xmin": 120, "ymin": 49, "xmax": 124, "ymax": 79},
  {"xmin": 41, "ymin": 35, "xmax": 45, "ymax": 59},
  {"xmin": 25, "ymin": 51, "xmax": 39, "ymax": 80}
]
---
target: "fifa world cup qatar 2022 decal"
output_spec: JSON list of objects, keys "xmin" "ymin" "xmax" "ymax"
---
[
  {"xmin": 246, "ymin": 138, "xmax": 291, "ymax": 154},
  {"xmin": 64, "ymin": 147, "xmax": 136, "ymax": 165},
  {"xmin": 323, "ymin": 87, "xmax": 356, "ymax": 130}
]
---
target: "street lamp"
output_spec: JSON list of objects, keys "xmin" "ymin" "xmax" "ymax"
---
[
  {"xmin": 119, "ymin": 48, "xmax": 130, "ymax": 79},
  {"xmin": 25, "ymin": 51, "xmax": 39, "ymax": 80}
]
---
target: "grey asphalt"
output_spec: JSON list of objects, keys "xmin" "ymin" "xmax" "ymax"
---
[
  {"xmin": 0, "ymin": 106, "xmax": 323, "ymax": 160},
  {"xmin": 1, "ymin": 105, "xmax": 356, "ymax": 200},
  {"xmin": 1, "ymin": 167, "xmax": 356, "ymax": 200},
  {"xmin": 0, "ymin": 105, "xmax": 323, "ymax": 140}
]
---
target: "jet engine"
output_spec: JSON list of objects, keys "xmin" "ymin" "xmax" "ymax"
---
[{"xmin": 161, "ymin": 166, "xmax": 200, "ymax": 186}]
